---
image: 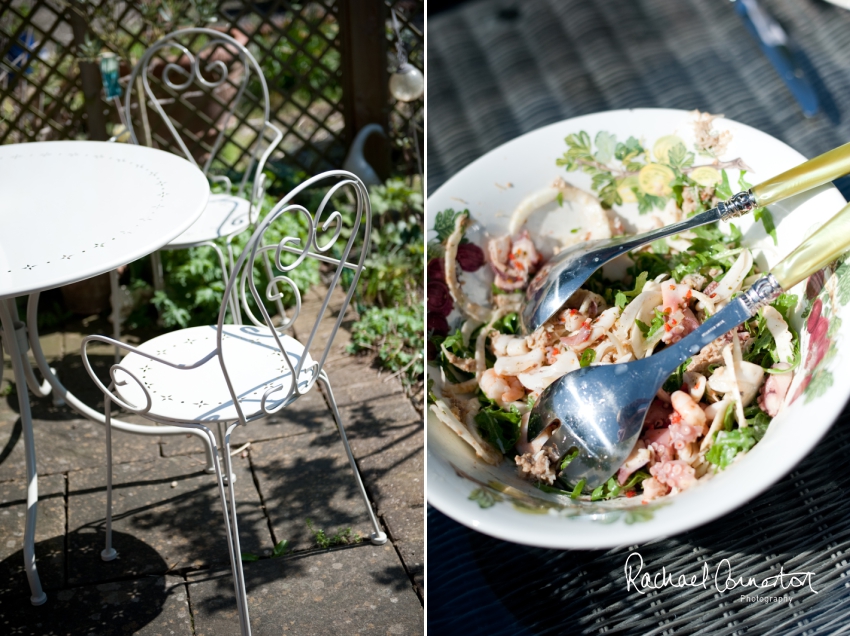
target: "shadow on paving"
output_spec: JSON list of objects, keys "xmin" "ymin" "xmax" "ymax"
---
[
  {"xmin": 250, "ymin": 434, "xmax": 376, "ymax": 549},
  {"xmin": 0, "ymin": 531, "xmax": 185, "ymax": 636},
  {"xmin": 187, "ymin": 543, "xmax": 424, "ymax": 635},
  {"xmin": 68, "ymin": 455, "xmax": 270, "ymax": 584}
]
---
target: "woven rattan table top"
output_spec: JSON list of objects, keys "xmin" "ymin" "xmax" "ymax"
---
[{"xmin": 427, "ymin": 1, "xmax": 850, "ymax": 633}]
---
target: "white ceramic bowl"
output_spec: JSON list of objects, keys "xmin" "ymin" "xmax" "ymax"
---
[{"xmin": 426, "ymin": 108, "xmax": 850, "ymax": 548}]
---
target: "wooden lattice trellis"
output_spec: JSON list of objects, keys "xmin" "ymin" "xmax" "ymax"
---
[{"xmin": 0, "ymin": 0, "xmax": 423, "ymax": 181}]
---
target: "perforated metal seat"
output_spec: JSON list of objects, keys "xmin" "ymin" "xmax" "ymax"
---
[
  {"xmin": 117, "ymin": 325, "xmax": 314, "ymax": 423},
  {"xmin": 166, "ymin": 194, "xmax": 252, "ymax": 249}
]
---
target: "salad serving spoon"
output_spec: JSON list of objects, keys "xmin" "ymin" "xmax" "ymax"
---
[
  {"xmin": 520, "ymin": 141, "xmax": 850, "ymax": 335},
  {"xmin": 528, "ymin": 199, "xmax": 850, "ymax": 489}
]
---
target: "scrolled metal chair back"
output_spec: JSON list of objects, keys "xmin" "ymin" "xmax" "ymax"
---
[
  {"xmin": 216, "ymin": 170, "xmax": 372, "ymax": 424},
  {"xmin": 124, "ymin": 27, "xmax": 277, "ymax": 202}
]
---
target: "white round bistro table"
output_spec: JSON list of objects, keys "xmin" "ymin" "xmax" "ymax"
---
[{"xmin": 0, "ymin": 140, "xmax": 211, "ymax": 605}]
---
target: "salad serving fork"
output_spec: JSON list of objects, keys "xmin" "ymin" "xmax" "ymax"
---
[{"xmin": 520, "ymin": 141, "xmax": 850, "ymax": 335}]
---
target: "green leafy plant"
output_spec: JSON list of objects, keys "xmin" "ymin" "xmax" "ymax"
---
[
  {"xmin": 150, "ymin": 187, "xmax": 320, "ymax": 329},
  {"xmin": 347, "ymin": 305, "xmax": 423, "ymax": 390},
  {"xmin": 305, "ymin": 519, "xmax": 362, "ymax": 549},
  {"xmin": 343, "ymin": 179, "xmax": 424, "ymax": 391}
]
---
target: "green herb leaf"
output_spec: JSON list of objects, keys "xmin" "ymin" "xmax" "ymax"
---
[
  {"xmin": 621, "ymin": 469, "xmax": 650, "ymax": 491},
  {"xmin": 559, "ymin": 447, "xmax": 579, "ymax": 471},
  {"xmin": 643, "ymin": 308, "xmax": 666, "ymax": 339},
  {"xmin": 492, "ymin": 312, "xmax": 519, "ymax": 335},
  {"xmin": 474, "ymin": 404, "xmax": 523, "ymax": 454},
  {"xmin": 652, "ymin": 238, "xmax": 670, "ymax": 255},
  {"xmin": 662, "ymin": 357, "xmax": 692, "ymax": 393},
  {"xmin": 580, "ymin": 349, "xmax": 596, "ymax": 367},
  {"xmin": 715, "ymin": 169, "xmax": 733, "ymax": 200},
  {"xmin": 706, "ymin": 428, "xmax": 757, "ymax": 469},
  {"xmin": 557, "ymin": 191, "xmax": 564, "ymax": 207},
  {"xmin": 722, "ymin": 401, "xmax": 736, "ymax": 432},
  {"xmin": 570, "ymin": 479, "xmax": 587, "ymax": 499},
  {"xmin": 615, "ymin": 271, "xmax": 649, "ymax": 310},
  {"xmin": 772, "ymin": 293, "xmax": 798, "ymax": 322},
  {"xmin": 754, "ymin": 207, "xmax": 778, "ymax": 246},
  {"xmin": 434, "ymin": 208, "xmax": 467, "ymax": 243}
]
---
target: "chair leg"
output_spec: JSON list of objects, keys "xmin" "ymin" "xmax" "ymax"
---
[
  {"xmin": 318, "ymin": 373, "xmax": 387, "ymax": 545},
  {"xmin": 217, "ymin": 421, "xmax": 236, "ymax": 484},
  {"xmin": 101, "ymin": 393, "xmax": 117, "ymax": 562},
  {"xmin": 200, "ymin": 424, "xmax": 251, "ymax": 636},
  {"xmin": 223, "ymin": 423, "xmax": 251, "ymax": 635},
  {"xmin": 226, "ymin": 242, "xmax": 243, "ymax": 326}
]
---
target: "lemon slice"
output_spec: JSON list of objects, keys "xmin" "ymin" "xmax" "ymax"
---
[
  {"xmin": 690, "ymin": 166, "xmax": 722, "ymax": 187},
  {"xmin": 638, "ymin": 164, "xmax": 676, "ymax": 197},
  {"xmin": 617, "ymin": 176, "xmax": 639, "ymax": 203},
  {"xmin": 653, "ymin": 135, "xmax": 686, "ymax": 163}
]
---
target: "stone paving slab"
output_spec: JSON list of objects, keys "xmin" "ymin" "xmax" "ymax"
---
[
  {"xmin": 0, "ymin": 416, "xmax": 160, "ymax": 482},
  {"xmin": 0, "ymin": 474, "xmax": 65, "ymax": 600},
  {"xmin": 322, "ymin": 357, "xmax": 406, "ymax": 408},
  {"xmin": 395, "ymin": 540, "xmax": 424, "ymax": 597},
  {"xmin": 0, "ymin": 399, "xmax": 160, "ymax": 482},
  {"xmin": 158, "ymin": 389, "xmax": 335, "ymax": 458},
  {"xmin": 67, "ymin": 454, "xmax": 271, "ymax": 585},
  {"xmin": 187, "ymin": 543, "xmax": 424, "ymax": 636},
  {"xmin": 0, "ymin": 574, "xmax": 192, "ymax": 636},
  {"xmin": 249, "ymin": 433, "xmax": 374, "ymax": 551}
]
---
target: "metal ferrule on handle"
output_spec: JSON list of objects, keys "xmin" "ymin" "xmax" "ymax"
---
[
  {"xmin": 751, "ymin": 141, "xmax": 850, "ymax": 208},
  {"xmin": 717, "ymin": 190, "xmax": 757, "ymax": 221}
]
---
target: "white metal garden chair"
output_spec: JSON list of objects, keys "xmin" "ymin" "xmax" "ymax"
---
[
  {"xmin": 110, "ymin": 27, "xmax": 285, "ymax": 348},
  {"xmin": 81, "ymin": 171, "xmax": 386, "ymax": 636}
]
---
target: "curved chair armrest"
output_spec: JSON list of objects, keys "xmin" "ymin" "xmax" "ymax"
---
[
  {"xmin": 209, "ymin": 174, "xmax": 233, "ymax": 194},
  {"xmin": 80, "ymin": 334, "xmax": 218, "ymax": 415},
  {"xmin": 249, "ymin": 122, "xmax": 284, "ymax": 225}
]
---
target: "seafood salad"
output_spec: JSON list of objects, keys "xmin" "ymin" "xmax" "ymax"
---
[{"xmin": 427, "ymin": 114, "xmax": 799, "ymax": 504}]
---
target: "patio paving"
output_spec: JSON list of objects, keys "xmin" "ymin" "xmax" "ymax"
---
[{"xmin": 0, "ymin": 286, "xmax": 423, "ymax": 634}]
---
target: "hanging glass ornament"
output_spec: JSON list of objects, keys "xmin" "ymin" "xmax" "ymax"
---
[
  {"xmin": 390, "ymin": 62, "xmax": 424, "ymax": 102},
  {"xmin": 388, "ymin": 10, "xmax": 423, "ymax": 102}
]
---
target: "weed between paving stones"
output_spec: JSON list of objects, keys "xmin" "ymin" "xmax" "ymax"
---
[{"xmin": 240, "ymin": 521, "xmax": 361, "ymax": 561}]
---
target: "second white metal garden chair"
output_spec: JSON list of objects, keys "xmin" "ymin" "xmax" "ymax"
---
[
  {"xmin": 110, "ymin": 27, "xmax": 285, "ymax": 350},
  {"xmin": 81, "ymin": 171, "xmax": 386, "ymax": 636}
]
